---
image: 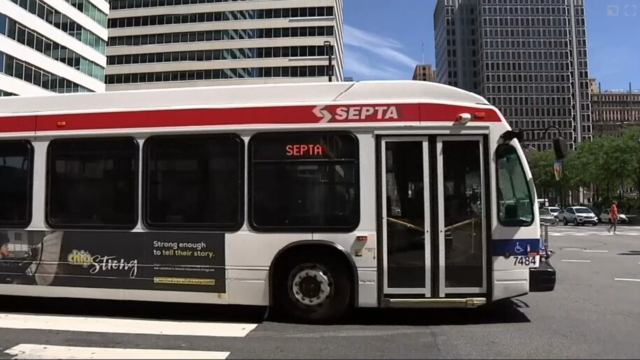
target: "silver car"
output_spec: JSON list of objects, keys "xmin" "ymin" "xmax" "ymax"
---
[{"xmin": 539, "ymin": 208, "xmax": 559, "ymax": 225}]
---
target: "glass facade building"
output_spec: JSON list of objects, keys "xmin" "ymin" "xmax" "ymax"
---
[
  {"xmin": 106, "ymin": 0, "xmax": 344, "ymax": 91},
  {"xmin": 434, "ymin": 0, "xmax": 592, "ymax": 150},
  {"xmin": 0, "ymin": 0, "xmax": 108, "ymax": 95}
]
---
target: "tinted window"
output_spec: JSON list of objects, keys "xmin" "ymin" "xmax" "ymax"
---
[
  {"xmin": 574, "ymin": 208, "xmax": 591, "ymax": 214},
  {"xmin": 496, "ymin": 144, "xmax": 533, "ymax": 226},
  {"xmin": 47, "ymin": 137, "xmax": 139, "ymax": 229},
  {"xmin": 144, "ymin": 134, "xmax": 244, "ymax": 230},
  {"xmin": 0, "ymin": 140, "xmax": 33, "ymax": 227},
  {"xmin": 249, "ymin": 132, "xmax": 359, "ymax": 231}
]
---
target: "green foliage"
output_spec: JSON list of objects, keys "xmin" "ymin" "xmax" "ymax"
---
[{"xmin": 528, "ymin": 125, "xmax": 640, "ymax": 207}]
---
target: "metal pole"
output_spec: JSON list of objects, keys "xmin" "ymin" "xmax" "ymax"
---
[
  {"xmin": 324, "ymin": 41, "xmax": 332, "ymax": 82},
  {"xmin": 328, "ymin": 46, "xmax": 333, "ymax": 82}
]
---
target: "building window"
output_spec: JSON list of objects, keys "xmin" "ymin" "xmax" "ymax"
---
[
  {"xmin": 4, "ymin": 17, "xmax": 105, "ymax": 81},
  {"xmin": 46, "ymin": 138, "xmax": 139, "ymax": 229},
  {"xmin": 143, "ymin": 134, "xmax": 244, "ymax": 230},
  {"xmin": 0, "ymin": 140, "xmax": 33, "ymax": 228},
  {"xmin": 108, "ymin": 26, "xmax": 334, "ymax": 47},
  {"xmin": 108, "ymin": 7, "xmax": 334, "ymax": 28},
  {"xmin": 8, "ymin": 0, "xmax": 106, "ymax": 53},
  {"xmin": 249, "ymin": 132, "xmax": 360, "ymax": 231},
  {"xmin": 0, "ymin": 53, "xmax": 92, "ymax": 93},
  {"xmin": 108, "ymin": 46, "xmax": 332, "ymax": 66},
  {"xmin": 105, "ymin": 65, "xmax": 329, "ymax": 84}
]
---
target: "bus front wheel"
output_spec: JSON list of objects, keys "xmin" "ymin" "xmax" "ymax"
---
[{"xmin": 276, "ymin": 252, "xmax": 351, "ymax": 324}]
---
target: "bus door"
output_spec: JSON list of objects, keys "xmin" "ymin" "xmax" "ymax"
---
[{"xmin": 378, "ymin": 135, "xmax": 489, "ymax": 300}]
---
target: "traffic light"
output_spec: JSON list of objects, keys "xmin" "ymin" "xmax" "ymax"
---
[{"xmin": 552, "ymin": 137, "xmax": 568, "ymax": 160}]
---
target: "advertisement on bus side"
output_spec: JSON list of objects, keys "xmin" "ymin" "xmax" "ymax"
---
[{"xmin": 0, "ymin": 230, "xmax": 226, "ymax": 293}]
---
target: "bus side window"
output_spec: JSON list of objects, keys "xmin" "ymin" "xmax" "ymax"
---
[
  {"xmin": 0, "ymin": 140, "xmax": 33, "ymax": 228},
  {"xmin": 143, "ymin": 134, "xmax": 244, "ymax": 231},
  {"xmin": 46, "ymin": 137, "xmax": 139, "ymax": 229},
  {"xmin": 248, "ymin": 131, "xmax": 360, "ymax": 232}
]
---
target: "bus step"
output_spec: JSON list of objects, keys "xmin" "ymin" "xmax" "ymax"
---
[{"xmin": 382, "ymin": 298, "xmax": 486, "ymax": 308}]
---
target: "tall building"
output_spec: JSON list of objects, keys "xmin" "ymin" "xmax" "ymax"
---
[
  {"xmin": 412, "ymin": 64, "xmax": 436, "ymax": 82},
  {"xmin": 0, "ymin": 0, "xmax": 108, "ymax": 96},
  {"xmin": 105, "ymin": 0, "xmax": 344, "ymax": 91},
  {"xmin": 434, "ymin": 0, "xmax": 592, "ymax": 150},
  {"xmin": 590, "ymin": 80, "xmax": 640, "ymax": 137}
]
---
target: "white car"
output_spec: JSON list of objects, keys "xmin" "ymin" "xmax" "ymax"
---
[
  {"xmin": 600, "ymin": 209, "xmax": 629, "ymax": 224},
  {"xmin": 539, "ymin": 208, "xmax": 559, "ymax": 225},
  {"xmin": 543, "ymin": 206, "xmax": 561, "ymax": 218},
  {"xmin": 557, "ymin": 206, "xmax": 598, "ymax": 226}
]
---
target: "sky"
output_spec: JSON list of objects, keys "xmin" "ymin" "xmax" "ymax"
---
[{"xmin": 343, "ymin": 0, "xmax": 640, "ymax": 90}]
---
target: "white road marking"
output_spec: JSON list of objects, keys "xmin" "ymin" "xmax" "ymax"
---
[
  {"xmin": 0, "ymin": 313, "xmax": 257, "ymax": 337},
  {"xmin": 4, "ymin": 344, "xmax": 229, "ymax": 359},
  {"xmin": 561, "ymin": 247, "xmax": 583, "ymax": 251},
  {"xmin": 561, "ymin": 260, "xmax": 591, "ymax": 263},
  {"xmin": 614, "ymin": 278, "xmax": 640, "ymax": 283},
  {"xmin": 549, "ymin": 231, "xmax": 639, "ymax": 236},
  {"xmin": 583, "ymin": 250, "xmax": 608, "ymax": 253}
]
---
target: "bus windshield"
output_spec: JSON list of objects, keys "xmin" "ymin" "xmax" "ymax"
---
[{"xmin": 496, "ymin": 144, "xmax": 534, "ymax": 226}]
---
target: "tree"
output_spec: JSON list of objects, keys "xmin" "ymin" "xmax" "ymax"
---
[
  {"xmin": 529, "ymin": 149, "xmax": 573, "ymax": 205},
  {"xmin": 528, "ymin": 126, "xmax": 640, "ymax": 208}
]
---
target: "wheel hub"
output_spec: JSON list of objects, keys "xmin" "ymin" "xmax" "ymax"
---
[{"xmin": 291, "ymin": 269, "xmax": 331, "ymax": 306}]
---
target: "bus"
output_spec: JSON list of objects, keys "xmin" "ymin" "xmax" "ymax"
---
[{"xmin": 0, "ymin": 80, "xmax": 560, "ymax": 323}]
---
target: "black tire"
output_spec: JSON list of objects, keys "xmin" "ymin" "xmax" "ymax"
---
[
  {"xmin": 574, "ymin": 218, "xmax": 578, "ymax": 226},
  {"xmin": 274, "ymin": 251, "xmax": 351, "ymax": 324},
  {"xmin": 563, "ymin": 218, "xmax": 568, "ymax": 226},
  {"xmin": 592, "ymin": 222, "xmax": 597, "ymax": 226}
]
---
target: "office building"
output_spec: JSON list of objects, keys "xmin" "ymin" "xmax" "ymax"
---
[
  {"xmin": 105, "ymin": 0, "xmax": 344, "ymax": 91},
  {"xmin": 0, "ymin": 0, "xmax": 108, "ymax": 96},
  {"xmin": 412, "ymin": 64, "xmax": 436, "ymax": 82},
  {"xmin": 590, "ymin": 80, "xmax": 640, "ymax": 137},
  {"xmin": 434, "ymin": 0, "xmax": 592, "ymax": 150}
]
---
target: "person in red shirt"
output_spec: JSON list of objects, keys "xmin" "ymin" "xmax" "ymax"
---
[{"xmin": 608, "ymin": 201, "xmax": 618, "ymax": 234}]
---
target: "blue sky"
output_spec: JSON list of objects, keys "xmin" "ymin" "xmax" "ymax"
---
[{"xmin": 343, "ymin": 0, "xmax": 640, "ymax": 90}]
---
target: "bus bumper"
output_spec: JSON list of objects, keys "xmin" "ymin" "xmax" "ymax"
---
[{"xmin": 529, "ymin": 262, "xmax": 556, "ymax": 292}]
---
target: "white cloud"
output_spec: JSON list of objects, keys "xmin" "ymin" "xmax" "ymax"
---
[
  {"xmin": 343, "ymin": 24, "xmax": 419, "ymax": 80},
  {"xmin": 344, "ymin": 49, "xmax": 406, "ymax": 80}
]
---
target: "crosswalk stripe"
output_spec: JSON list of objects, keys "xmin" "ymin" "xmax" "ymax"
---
[
  {"xmin": 0, "ymin": 313, "xmax": 257, "ymax": 338},
  {"xmin": 549, "ymin": 231, "xmax": 639, "ymax": 236},
  {"xmin": 4, "ymin": 344, "xmax": 230, "ymax": 359}
]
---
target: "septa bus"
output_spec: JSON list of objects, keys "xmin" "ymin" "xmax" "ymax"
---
[{"xmin": 0, "ymin": 80, "xmax": 560, "ymax": 323}]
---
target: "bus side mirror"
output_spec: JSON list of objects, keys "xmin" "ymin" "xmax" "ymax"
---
[
  {"xmin": 499, "ymin": 130, "xmax": 523, "ymax": 143},
  {"xmin": 553, "ymin": 137, "xmax": 568, "ymax": 160}
]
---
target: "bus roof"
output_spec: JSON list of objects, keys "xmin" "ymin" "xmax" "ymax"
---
[
  {"xmin": 0, "ymin": 81, "xmax": 505, "ymax": 134},
  {"xmin": 0, "ymin": 80, "xmax": 491, "ymax": 116}
]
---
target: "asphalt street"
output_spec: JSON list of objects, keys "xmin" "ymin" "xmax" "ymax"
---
[{"xmin": 1, "ymin": 225, "xmax": 639, "ymax": 359}]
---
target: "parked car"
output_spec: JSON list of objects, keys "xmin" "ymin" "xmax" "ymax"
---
[
  {"xmin": 600, "ymin": 209, "xmax": 629, "ymax": 224},
  {"xmin": 539, "ymin": 208, "xmax": 559, "ymax": 225},
  {"xmin": 557, "ymin": 206, "xmax": 598, "ymax": 226},
  {"xmin": 587, "ymin": 206, "xmax": 602, "ymax": 220},
  {"xmin": 543, "ymin": 206, "xmax": 562, "ymax": 219}
]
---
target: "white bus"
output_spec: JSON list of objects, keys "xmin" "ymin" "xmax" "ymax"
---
[{"xmin": 0, "ymin": 81, "xmax": 560, "ymax": 323}]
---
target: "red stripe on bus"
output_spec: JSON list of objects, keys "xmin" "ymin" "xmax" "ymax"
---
[
  {"xmin": 0, "ymin": 116, "xmax": 37, "ymax": 133},
  {"xmin": 0, "ymin": 104, "xmax": 501, "ymax": 133}
]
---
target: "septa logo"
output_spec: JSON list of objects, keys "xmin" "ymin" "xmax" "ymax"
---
[{"xmin": 313, "ymin": 105, "xmax": 399, "ymax": 123}]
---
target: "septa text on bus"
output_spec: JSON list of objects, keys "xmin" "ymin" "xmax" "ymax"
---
[{"xmin": 313, "ymin": 105, "xmax": 399, "ymax": 122}]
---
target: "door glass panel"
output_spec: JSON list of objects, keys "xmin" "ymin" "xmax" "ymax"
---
[
  {"xmin": 385, "ymin": 142, "xmax": 426, "ymax": 289},
  {"xmin": 441, "ymin": 140, "xmax": 484, "ymax": 289}
]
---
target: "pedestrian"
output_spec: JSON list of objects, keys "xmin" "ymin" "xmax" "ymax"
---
[{"xmin": 608, "ymin": 201, "xmax": 618, "ymax": 234}]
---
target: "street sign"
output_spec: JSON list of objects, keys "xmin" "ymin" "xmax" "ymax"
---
[{"xmin": 553, "ymin": 160, "xmax": 563, "ymax": 181}]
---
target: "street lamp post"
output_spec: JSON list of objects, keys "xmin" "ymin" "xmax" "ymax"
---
[{"xmin": 323, "ymin": 41, "xmax": 333, "ymax": 82}]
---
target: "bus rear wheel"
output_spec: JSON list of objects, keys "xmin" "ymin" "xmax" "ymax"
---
[{"xmin": 275, "ymin": 252, "xmax": 351, "ymax": 324}]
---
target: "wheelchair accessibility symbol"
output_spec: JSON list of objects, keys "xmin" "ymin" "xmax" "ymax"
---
[{"xmin": 514, "ymin": 242, "xmax": 524, "ymax": 254}]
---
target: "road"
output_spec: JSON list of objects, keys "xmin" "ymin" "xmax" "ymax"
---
[{"xmin": 1, "ymin": 225, "xmax": 639, "ymax": 359}]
